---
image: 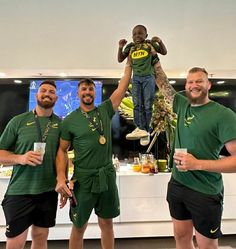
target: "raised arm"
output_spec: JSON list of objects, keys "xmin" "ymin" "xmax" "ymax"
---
[
  {"xmin": 117, "ymin": 39, "xmax": 128, "ymax": 63},
  {"xmin": 151, "ymin": 36, "xmax": 167, "ymax": 55},
  {"xmin": 148, "ymin": 44, "xmax": 175, "ymax": 104},
  {"xmin": 153, "ymin": 62, "xmax": 176, "ymax": 105},
  {"xmin": 110, "ymin": 60, "xmax": 132, "ymax": 110}
]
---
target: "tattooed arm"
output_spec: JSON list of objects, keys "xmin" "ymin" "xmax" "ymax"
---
[
  {"xmin": 148, "ymin": 43, "xmax": 176, "ymax": 105},
  {"xmin": 153, "ymin": 62, "xmax": 176, "ymax": 106}
]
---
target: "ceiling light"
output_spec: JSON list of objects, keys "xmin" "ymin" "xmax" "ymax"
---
[
  {"xmin": 179, "ymin": 72, "xmax": 187, "ymax": 77},
  {"xmin": 216, "ymin": 80, "xmax": 225, "ymax": 84},
  {"xmin": 210, "ymin": 91, "xmax": 229, "ymax": 97},
  {"xmin": 59, "ymin": 72, "xmax": 67, "ymax": 77},
  {"xmin": 14, "ymin": 80, "xmax": 22, "ymax": 84},
  {"xmin": 169, "ymin": 80, "xmax": 176, "ymax": 84},
  {"xmin": 0, "ymin": 72, "xmax": 6, "ymax": 77}
]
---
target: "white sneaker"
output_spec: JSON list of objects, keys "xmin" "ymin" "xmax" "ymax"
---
[
  {"xmin": 126, "ymin": 128, "xmax": 149, "ymax": 140},
  {"xmin": 140, "ymin": 133, "xmax": 150, "ymax": 146}
]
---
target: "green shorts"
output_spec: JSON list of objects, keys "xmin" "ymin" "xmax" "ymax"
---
[{"xmin": 70, "ymin": 171, "xmax": 120, "ymax": 228}]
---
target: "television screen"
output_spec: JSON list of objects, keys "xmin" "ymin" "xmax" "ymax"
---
[{"xmin": 29, "ymin": 80, "xmax": 102, "ymax": 118}]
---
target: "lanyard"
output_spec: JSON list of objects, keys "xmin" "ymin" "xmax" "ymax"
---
[
  {"xmin": 33, "ymin": 110, "xmax": 52, "ymax": 142},
  {"xmin": 80, "ymin": 107, "xmax": 104, "ymax": 136},
  {"xmin": 80, "ymin": 107, "xmax": 106, "ymax": 145}
]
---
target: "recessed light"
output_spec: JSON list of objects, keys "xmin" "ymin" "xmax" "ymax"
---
[
  {"xmin": 59, "ymin": 72, "xmax": 67, "ymax": 77},
  {"xmin": 210, "ymin": 91, "xmax": 229, "ymax": 97},
  {"xmin": 179, "ymin": 72, "xmax": 187, "ymax": 77},
  {"xmin": 216, "ymin": 80, "xmax": 225, "ymax": 84},
  {"xmin": 0, "ymin": 72, "xmax": 6, "ymax": 77},
  {"xmin": 14, "ymin": 80, "xmax": 22, "ymax": 84}
]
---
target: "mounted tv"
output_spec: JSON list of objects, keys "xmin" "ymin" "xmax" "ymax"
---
[{"xmin": 29, "ymin": 80, "xmax": 102, "ymax": 119}]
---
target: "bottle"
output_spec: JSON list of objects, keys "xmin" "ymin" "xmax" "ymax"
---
[
  {"xmin": 113, "ymin": 156, "xmax": 120, "ymax": 172},
  {"xmin": 132, "ymin": 157, "xmax": 141, "ymax": 172}
]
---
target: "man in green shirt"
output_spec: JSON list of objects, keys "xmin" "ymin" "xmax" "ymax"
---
[
  {"xmin": 55, "ymin": 62, "xmax": 131, "ymax": 249},
  {"xmin": 154, "ymin": 64, "xmax": 236, "ymax": 249},
  {"xmin": 0, "ymin": 80, "xmax": 61, "ymax": 249}
]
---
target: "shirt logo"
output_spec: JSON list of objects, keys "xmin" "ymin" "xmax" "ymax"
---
[
  {"xmin": 210, "ymin": 227, "xmax": 219, "ymax": 234},
  {"xmin": 131, "ymin": 50, "xmax": 148, "ymax": 59},
  {"xmin": 184, "ymin": 115, "xmax": 195, "ymax": 127},
  {"xmin": 6, "ymin": 224, "xmax": 10, "ymax": 233},
  {"xmin": 51, "ymin": 123, "xmax": 59, "ymax": 128},
  {"xmin": 26, "ymin": 121, "xmax": 35, "ymax": 126}
]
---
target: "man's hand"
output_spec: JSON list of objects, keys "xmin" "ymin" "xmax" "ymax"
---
[
  {"xmin": 19, "ymin": 151, "xmax": 43, "ymax": 166},
  {"xmin": 174, "ymin": 152, "xmax": 200, "ymax": 171},
  {"xmin": 55, "ymin": 178, "xmax": 72, "ymax": 208},
  {"xmin": 55, "ymin": 178, "xmax": 72, "ymax": 197},
  {"xmin": 59, "ymin": 194, "xmax": 68, "ymax": 209},
  {"xmin": 119, "ymin": 39, "xmax": 127, "ymax": 48}
]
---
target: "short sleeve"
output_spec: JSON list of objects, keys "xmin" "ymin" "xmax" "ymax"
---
[
  {"xmin": 217, "ymin": 107, "xmax": 236, "ymax": 144},
  {"xmin": 123, "ymin": 42, "xmax": 134, "ymax": 56},
  {"xmin": 0, "ymin": 117, "xmax": 18, "ymax": 150},
  {"xmin": 60, "ymin": 118, "xmax": 73, "ymax": 141}
]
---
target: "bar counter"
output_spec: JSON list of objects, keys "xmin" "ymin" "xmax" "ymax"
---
[{"xmin": 1, "ymin": 166, "xmax": 236, "ymax": 241}]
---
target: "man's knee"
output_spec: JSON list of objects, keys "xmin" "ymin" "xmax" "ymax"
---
[
  {"xmin": 98, "ymin": 218, "xmax": 113, "ymax": 231},
  {"xmin": 71, "ymin": 223, "xmax": 88, "ymax": 239},
  {"xmin": 31, "ymin": 226, "xmax": 49, "ymax": 242},
  {"xmin": 6, "ymin": 231, "xmax": 28, "ymax": 249}
]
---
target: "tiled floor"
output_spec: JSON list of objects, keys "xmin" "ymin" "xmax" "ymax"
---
[{"xmin": 1, "ymin": 235, "xmax": 235, "ymax": 249}]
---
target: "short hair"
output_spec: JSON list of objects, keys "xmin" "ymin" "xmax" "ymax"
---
[
  {"xmin": 39, "ymin": 80, "xmax": 57, "ymax": 89},
  {"xmin": 78, "ymin": 78, "xmax": 95, "ymax": 87},
  {"xmin": 188, "ymin": 67, "xmax": 208, "ymax": 77},
  {"xmin": 133, "ymin": 24, "xmax": 147, "ymax": 33}
]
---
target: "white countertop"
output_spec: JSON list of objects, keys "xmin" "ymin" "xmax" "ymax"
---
[{"xmin": 0, "ymin": 165, "xmax": 170, "ymax": 180}]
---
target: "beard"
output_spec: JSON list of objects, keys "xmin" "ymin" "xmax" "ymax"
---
[
  {"xmin": 81, "ymin": 94, "xmax": 94, "ymax": 106},
  {"xmin": 186, "ymin": 89, "xmax": 208, "ymax": 105},
  {"xmin": 37, "ymin": 99, "xmax": 56, "ymax": 109}
]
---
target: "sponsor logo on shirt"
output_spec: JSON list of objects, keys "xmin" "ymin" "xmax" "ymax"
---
[{"xmin": 131, "ymin": 50, "xmax": 148, "ymax": 59}]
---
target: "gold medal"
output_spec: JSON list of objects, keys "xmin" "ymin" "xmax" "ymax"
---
[
  {"xmin": 81, "ymin": 108, "xmax": 106, "ymax": 145},
  {"xmin": 99, "ymin": 135, "xmax": 106, "ymax": 145}
]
